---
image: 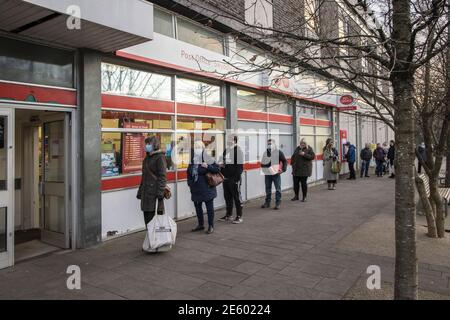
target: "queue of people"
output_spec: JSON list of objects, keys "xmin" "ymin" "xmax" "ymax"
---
[{"xmin": 137, "ymin": 135, "xmax": 397, "ymax": 244}]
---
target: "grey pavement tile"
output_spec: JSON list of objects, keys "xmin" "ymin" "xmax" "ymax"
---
[
  {"xmin": 314, "ymin": 277, "xmax": 357, "ymax": 296},
  {"xmin": 232, "ymin": 261, "xmax": 266, "ymax": 275},
  {"xmin": 204, "ymin": 255, "xmax": 247, "ymax": 269},
  {"xmin": 188, "ymin": 281, "xmax": 232, "ymax": 299},
  {"xmin": 298, "ymin": 262, "xmax": 346, "ymax": 278}
]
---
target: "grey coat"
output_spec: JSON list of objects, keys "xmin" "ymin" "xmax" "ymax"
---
[
  {"xmin": 137, "ymin": 150, "xmax": 167, "ymax": 212},
  {"xmin": 323, "ymin": 147, "xmax": 339, "ymax": 181}
]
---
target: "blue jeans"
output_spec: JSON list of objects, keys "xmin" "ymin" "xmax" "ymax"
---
[
  {"xmin": 194, "ymin": 200, "xmax": 214, "ymax": 228},
  {"xmin": 375, "ymin": 160, "xmax": 384, "ymax": 176},
  {"xmin": 360, "ymin": 160, "xmax": 370, "ymax": 177},
  {"xmin": 265, "ymin": 174, "xmax": 282, "ymax": 204}
]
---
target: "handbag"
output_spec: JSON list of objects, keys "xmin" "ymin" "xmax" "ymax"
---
[
  {"xmin": 145, "ymin": 160, "xmax": 172, "ymax": 200},
  {"xmin": 331, "ymin": 160, "xmax": 341, "ymax": 174},
  {"xmin": 206, "ymin": 171, "xmax": 224, "ymax": 187}
]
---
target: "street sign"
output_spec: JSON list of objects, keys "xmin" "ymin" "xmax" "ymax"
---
[{"xmin": 337, "ymin": 93, "xmax": 358, "ymax": 110}]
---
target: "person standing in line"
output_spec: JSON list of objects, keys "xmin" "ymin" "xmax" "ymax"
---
[
  {"xmin": 344, "ymin": 141, "xmax": 356, "ymax": 180},
  {"xmin": 417, "ymin": 142, "xmax": 427, "ymax": 174},
  {"xmin": 261, "ymin": 139, "xmax": 287, "ymax": 210},
  {"xmin": 387, "ymin": 140, "xmax": 395, "ymax": 178},
  {"xmin": 219, "ymin": 135, "xmax": 244, "ymax": 224},
  {"xmin": 373, "ymin": 143, "xmax": 387, "ymax": 177},
  {"xmin": 137, "ymin": 136, "xmax": 167, "ymax": 229},
  {"xmin": 290, "ymin": 138, "xmax": 315, "ymax": 202},
  {"xmin": 323, "ymin": 138, "xmax": 339, "ymax": 190},
  {"xmin": 187, "ymin": 140, "xmax": 220, "ymax": 234},
  {"xmin": 360, "ymin": 143, "xmax": 372, "ymax": 178},
  {"xmin": 382, "ymin": 142, "xmax": 390, "ymax": 175}
]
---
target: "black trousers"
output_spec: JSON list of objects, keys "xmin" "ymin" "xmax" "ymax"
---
[
  {"xmin": 293, "ymin": 176, "xmax": 308, "ymax": 198},
  {"xmin": 223, "ymin": 179, "xmax": 243, "ymax": 217},
  {"xmin": 143, "ymin": 198, "xmax": 164, "ymax": 227},
  {"xmin": 348, "ymin": 162, "xmax": 356, "ymax": 179}
]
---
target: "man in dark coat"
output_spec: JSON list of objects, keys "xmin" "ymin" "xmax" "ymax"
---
[
  {"xmin": 261, "ymin": 139, "xmax": 287, "ymax": 210},
  {"xmin": 360, "ymin": 143, "xmax": 372, "ymax": 178},
  {"xmin": 344, "ymin": 141, "xmax": 356, "ymax": 180},
  {"xmin": 137, "ymin": 136, "xmax": 167, "ymax": 227},
  {"xmin": 290, "ymin": 139, "xmax": 315, "ymax": 202},
  {"xmin": 373, "ymin": 143, "xmax": 387, "ymax": 177},
  {"xmin": 387, "ymin": 140, "xmax": 395, "ymax": 178},
  {"xmin": 219, "ymin": 135, "xmax": 244, "ymax": 223}
]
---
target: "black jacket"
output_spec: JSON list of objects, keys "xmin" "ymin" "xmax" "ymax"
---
[
  {"xmin": 221, "ymin": 145, "xmax": 244, "ymax": 181},
  {"xmin": 360, "ymin": 148, "xmax": 372, "ymax": 161},
  {"xmin": 261, "ymin": 148, "xmax": 287, "ymax": 175},
  {"xmin": 291, "ymin": 146, "xmax": 315, "ymax": 177},
  {"xmin": 387, "ymin": 146, "xmax": 395, "ymax": 161},
  {"xmin": 137, "ymin": 150, "xmax": 167, "ymax": 212}
]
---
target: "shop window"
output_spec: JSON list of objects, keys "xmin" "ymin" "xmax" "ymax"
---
[
  {"xmin": 300, "ymin": 125, "xmax": 315, "ymax": 135},
  {"xmin": 268, "ymin": 96, "xmax": 292, "ymax": 115},
  {"xmin": 240, "ymin": 132, "xmax": 267, "ymax": 163},
  {"xmin": 177, "ymin": 18, "xmax": 225, "ymax": 55},
  {"xmin": 315, "ymin": 135, "xmax": 330, "ymax": 154},
  {"xmin": 0, "ymin": 117, "xmax": 7, "ymax": 191},
  {"xmin": 278, "ymin": 135, "xmax": 293, "ymax": 157},
  {"xmin": 101, "ymin": 132, "xmax": 175, "ymax": 177},
  {"xmin": 299, "ymin": 105, "xmax": 314, "ymax": 118},
  {"xmin": 154, "ymin": 8, "xmax": 175, "ymax": 38},
  {"xmin": 101, "ymin": 111, "xmax": 173, "ymax": 130},
  {"xmin": 0, "ymin": 207, "xmax": 5, "ymax": 252},
  {"xmin": 175, "ymin": 132, "xmax": 224, "ymax": 169},
  {"xmin": 301, "ymin": 135, "xmax": 315, "ymax": 151},
  {"xmin": 0, "ymin": 37, "xmax": 74, "ymax": 88},
  {"xmin": 176, "ymin": 78, "xmax": 221, "ymax": 106},
  {"xmin": 237, "ymin": 89, "xmax": 266, "ymax": 112},
  {"xmin": 316, "ymin": 127, "xmax": 331, "ymax": 135},
  {"xmin": 101, "ymin": 63, "xmax": 172, "ymax": 101},
  {"xmin": 176, "ymin": 116, "xmax": 224, "ymax": 131},
  {"xmin": 316, "ymin": 108, "xmax": 331, "ymax": 120}
]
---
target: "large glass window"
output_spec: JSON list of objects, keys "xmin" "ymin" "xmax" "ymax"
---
[
  {"xmin": 176, "ymin": 78, "xmax": 221, "ymax": 106},
  {"xmin": 0, "ymin": 207, "xmax": 6, "ymax": 253},
  {"xmin": 101, "ymin": 110, "xmax": 173, "ymax": 129},
  {"xmin": 177, "ymin": 116, "xmax": 225, "ymax": 131},
  {"xmin": 177, "ymin": 18, "xmax": 225, "ymax": 55},
  {"xmin": 154, "ymin": 8, "xmax": 175, "ymax": 38},
  {"xmin": 316, "ymin": 108, "xmax": 331, "ymax": 120},
  {"xmin": 0, "ymin": 37, "xmax": 74, "ymax": 88},
  {"xmin": 278, "ymin": 135, "xmax": 293, "ymax": 158},
  {"xmin": 237, "ymin": 89, "xmax": 266, "ymax": 112},
  {"xmin": 102, "ymin": 63, "xmax": 172, "ymax": 101},
  {"xmin": 175, "ymin": 132, "xmax": 224, "ymax": 169},
  {"xmin": 268, "ymin": 96, "xmax": 292, "ymax": 115}
]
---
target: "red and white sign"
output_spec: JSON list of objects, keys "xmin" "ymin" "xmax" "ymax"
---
[
  {"xmin": 121, "ymin": 122, "xmax": 149, "ymax": 174},
  {"xmin": 337, "ymin": 93, "xmax": 358, "ymax": 111}
]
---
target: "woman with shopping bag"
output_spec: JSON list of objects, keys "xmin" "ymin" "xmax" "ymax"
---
[
  {"xmin": 137, "ymin": 136, "xmax": 167, "ymax": 228},
  {"xmin": 187, "ymin": 140, "xmax": 221, "ymax": 235}
]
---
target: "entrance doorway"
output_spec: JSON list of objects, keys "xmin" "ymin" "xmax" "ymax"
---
[{"xmin": 0, "ymin": 107, "xmax": 73, "ymax": 268}]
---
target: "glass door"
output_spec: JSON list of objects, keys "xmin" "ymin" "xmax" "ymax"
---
[
  {"xmin": 40, "ymin": 114, "xmax": 70, "ymax": 248},
  {"xmin": 0, "ymin": 109, "xmax": 14, "ymax": 269}
]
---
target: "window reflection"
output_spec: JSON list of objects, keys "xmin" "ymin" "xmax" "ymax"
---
[{"xmin": 176, "ymin": 78, "xmax": 221, "ymax": 106}]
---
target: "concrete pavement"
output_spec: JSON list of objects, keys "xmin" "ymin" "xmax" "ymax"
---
[{"xmin": 1, "ymin": 173, "xmax": 449, "ymax": 300}]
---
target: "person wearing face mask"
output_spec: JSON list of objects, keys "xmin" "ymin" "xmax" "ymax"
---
[
  {"xmin": 387, "ymin": 140, "xmax": 395, "ymax": 178},
  {"xmin": 290, "ymin": 138, "xmax": 315, "ymax": 202},
  {"xmin": 260, "ymin": 139, "xmax": 288, "ymax": 210},
  {"xmin": 137, "ymin": 136, "xmax": 167, "ymax": 229},
  {"xmin": 187, "ymin": 140, "xmax": 220, "ymax": 234},
  {"xmin": 417, "ymin": 142, "xmax": 427, "ymax": 174}
]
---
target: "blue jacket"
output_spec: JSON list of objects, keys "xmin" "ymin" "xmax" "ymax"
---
[
  {"xmin": 187, "ymin": 151, "xmax": 220, "ymax": 203},
  {"xmin": 345, "ymin": 145, "xmax": 356, "ymax": 163}
]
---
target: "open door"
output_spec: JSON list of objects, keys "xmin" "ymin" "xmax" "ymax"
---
[
  {"xmin": 0, "ymin": 109, "xmax": 14, "ymax": 269},
  {"xmin": 40, "ymin": 114, "xmax": 70, "ymax": 249}
]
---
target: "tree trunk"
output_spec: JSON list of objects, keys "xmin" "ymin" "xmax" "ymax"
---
[{"xmin": 391, "ymin": 0, "xmax": 418, "ymax": 300}]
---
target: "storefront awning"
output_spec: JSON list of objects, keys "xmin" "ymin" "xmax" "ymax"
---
[{"xmin": 0, "ymin": 0, "xmax": 153, "ymax": 52}]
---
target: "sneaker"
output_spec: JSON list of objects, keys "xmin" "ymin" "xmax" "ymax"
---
[
  {"xmin": 301, "ymin": 197, "xmax": 307, "ymax": 202},
  {"xmin": 219, "ymin": 215, "xmax": 231, "ymax": 222},
  {"xmin": 261, "ymin": 203, "xmax": 270, "ymax": 208},
  {"xmin": 232, "ymin": 217, "xmax": 243, "ymax": 224},
  {"xmin": 191, "ymin": 225, "xmax": 205, "ymax": 232},
  {"xmin": 365, "ymin": 175, "xmax": 370, "ymax": 178},
  {"xmin": 206, "ymin": 226, "xmax": 214, "ymax": 234},
  {"xmin": 291, "ymin": 196, "xmax": 299, "ymax": 201}
]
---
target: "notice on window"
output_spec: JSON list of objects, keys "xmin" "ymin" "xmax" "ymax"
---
[{"xmin": 121, "ymin": 122, "xmax": 149, "ymax": 174}]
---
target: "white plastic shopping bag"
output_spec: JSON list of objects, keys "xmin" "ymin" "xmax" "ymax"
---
[{"xmin": 142, "ymin": 213, "xmax": 177, "ymax": 253}]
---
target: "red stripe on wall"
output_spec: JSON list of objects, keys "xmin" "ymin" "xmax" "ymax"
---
[
  {"xmin": 102, "ymin": 171, "xmax": 176, "ymax": 191},
  {"xmin": 268, "ymin": 113, "xmax": 293, "ymax": 124},
  {"xmin": 299, "ymin": 118, "xmax": 332, "ymax": 127},
  {"xmin": 0, "ymin": 82, "xmax": 76, "ymax": 106},
  {"xmin": 315, "ymin": 154, "xmax": 324, "ymax": 160},
  {"xmin": 102, "ymin": 94, "xmax": 175, "ymax": 113},
  {"xmin": 237, "ymin": 109, "xmax": 267, "ymax": 122},
  {"xmin": 177, "ymin": 103, "xmax": 226, "ymax": 118}
]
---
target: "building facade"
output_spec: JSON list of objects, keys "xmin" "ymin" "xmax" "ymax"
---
[{"xmin": 0, "ymin": 0, "xmax": 393, "ymax": 269}]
